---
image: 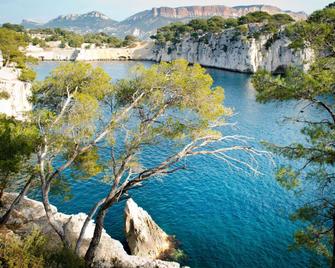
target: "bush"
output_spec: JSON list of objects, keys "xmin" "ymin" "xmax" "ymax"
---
[
  {"xmin": 19, "ymin": 68, "xmax": 36, "ymax": 82},
  {"xmin": 0, "ymin": 230, "xmax": 85, "ymax": 268},
  {"xmin": 0, "ymin": 230, "xmax": 46, "ymax": 268},
  {"xmin": 0, "ymin": 91, "xmax": 10, "ymax": 100}
]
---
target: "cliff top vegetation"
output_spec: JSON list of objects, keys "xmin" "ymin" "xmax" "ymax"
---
[{"xmin": 150, "ymin": 11, "xmax": 294, "ymax": 45}]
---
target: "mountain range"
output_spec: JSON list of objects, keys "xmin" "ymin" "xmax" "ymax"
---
[{"xmin": 21, "ymin": 5, "xmax": 307, "ymax": 39}]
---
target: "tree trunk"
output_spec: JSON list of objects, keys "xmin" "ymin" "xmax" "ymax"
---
[
  {"xmin": 84, "ymin": 208, "xmax": 107, "ymax": 267},
  {"xmin": 41, "ymin": 182, "xmax": 66, "ymax": 242},
  {"xmin": 0, "ymin": 177, "xmax": 33, "ymax": 225},
  {"xmin": 75, "ymin": 198, "xmax": 105, "ymax": 255}
]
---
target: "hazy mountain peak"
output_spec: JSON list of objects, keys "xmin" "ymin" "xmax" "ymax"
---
[
  {"xmin": 83, "ymin": 11, "xmax": 110, "ymax": 20},
  {"xmin": 21, "ymin": 4, "xmax": 307, "ymax": 38}
]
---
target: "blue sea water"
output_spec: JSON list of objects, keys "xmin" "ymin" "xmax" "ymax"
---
[{"xmin": 33, "ymin": 61, "xmax": 321, "ymax": 268}]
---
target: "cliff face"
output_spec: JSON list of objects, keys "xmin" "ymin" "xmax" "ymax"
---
[
  {"xmin": 153, "ymin": 28, "xmax": 313, "ymax": 73},
  {"xmin": 151, "ymin": 5, "xmax": 307, "ymax": 21},
  {"xmin": 0, "ymin": 67, "xmax": 32, "ymax": 120}
]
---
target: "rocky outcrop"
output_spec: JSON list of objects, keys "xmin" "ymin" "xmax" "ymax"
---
[
  {"xmin": 0, "ymin": 67, "xmax": 32, "ymax": 120},
  {"xmin": 1, "ymin": 193, "xmax": 179, "ymax": 268},
  {"xmin": 153, "ymin": 26, "xmax": 314, "ymax": 73},
  {"xmin": 124, "ymin": 199, "xmax": 174, "ymax": 259}
]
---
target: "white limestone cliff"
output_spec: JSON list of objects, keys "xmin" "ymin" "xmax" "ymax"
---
[
  {"xmin": 1, "ymin": 193, "xmax": 179, "ymax": 268},
  {"xmin": 153, "ymin": 27, "xmax": 314, "ymax": 73},
  {"xmin": 0, "ymin": 66, "xmax": 32, "ymax": 120},
  {"xmin": 124, "ymin": 198, "xmax": 174, "ymax": 259}
]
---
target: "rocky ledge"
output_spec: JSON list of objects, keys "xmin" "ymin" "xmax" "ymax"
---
[{"xmin": 1, "ymin": 193, "xmax": 180, "ymax": 268}]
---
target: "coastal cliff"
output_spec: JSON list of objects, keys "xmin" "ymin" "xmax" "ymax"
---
[
  {"xmin": 152, "ymin": 26, "xmax": 314, "ymax": 73},
  {"xmin": 26, "ymin": 28, "xmax": 313, "ymax": 74},
  {"xmin": 1, "ymin": 193, "xmax": 180, "ymax": 268},
  {"xmin": 0, "ymin": 65, "xmax": 32, "ymax": 120}
]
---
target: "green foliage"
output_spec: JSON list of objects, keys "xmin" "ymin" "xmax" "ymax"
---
[
  {"xmin": 285, "ymin": 4, "xmax": 335, "ymax": 53},
  {"xmin": 123, "ymin": 35, "xmax": 138, "ymax": 47},
  {"xmin": 0, "ymin": 91, "xmax": 10, "ymax": 100},
  {"xmin": 252, "ymin": 3, "xmax": 335, "ymax": 265},
  {"xmin": 19, "ymin": 68, "xmax": 37, "ymax": 82},
  {"xmin": 115, "ymin": 59, "xmax": 230, "ymax": 144},
  {"xmin": 151, "ymin": 11, "xmax": 294, "ymax": 45},
  {"xmin": 0, "ymin": 230, "xmax": 46, "ymax": 268},
  {"xmin": 0, "ymin": 230, "xmax": 85, "ymax": 268},
  {"xmin": 32, "ymin": 62, "xmax": 113, "ymax": 187},
  {"xmin": 83, "ymin": 32, "xmax": 123, "ymax": 48},
  {"xmin": 238, "ymin": 11, "xmax": 272, "ymax": 24},
  {"xmin": 47, "ymin": 247, "xmax": 85, "ymax": 268},
  {"xmin": 1, "ymin": 23, "xmax": 24, "ymax": 32},
  {"xmin": 29, "ymin": 28, "xmax": 137, "ymax": 48},
  {"xmin": 0, "ymin": 115, "xmax": 39, "ymax": 195},
  {"xmin": 0, "ymin": 27, "xmax": 28, "ymax": 67}
]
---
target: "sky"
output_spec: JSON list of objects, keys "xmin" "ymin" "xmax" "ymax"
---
[{"xmin": 0, "ymin": 0, "xmax": 333, "ymax": 24}]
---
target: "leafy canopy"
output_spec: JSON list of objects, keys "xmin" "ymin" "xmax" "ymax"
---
[{"xmin": 252, "ymin": 3, "xmax": 335, "ymax": 265}]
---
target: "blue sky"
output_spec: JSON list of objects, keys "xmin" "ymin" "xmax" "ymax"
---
[{"xmin": 0, "ymin": 0, "xmax": 333, "ymax": 24}]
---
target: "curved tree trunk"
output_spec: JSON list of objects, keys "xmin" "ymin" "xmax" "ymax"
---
[
  {"xmin": 75, "ymin": 198, "xmax": 105, "ymax": 255},
  {"xmin": 41, "ymin": 182, "xmax": 66, "ymax": 243},
  {"xmin": 84, "ymin": 208, "xmax": 107, "ymax": 267},
  {"xmin": 0, "ymin": 177, "xmax": 33, "ymax": 225}
]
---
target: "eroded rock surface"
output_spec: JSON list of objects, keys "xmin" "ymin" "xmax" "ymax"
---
[{"xmin": 125, "ymin": 198, "xmax": 174, "ymax": 259}]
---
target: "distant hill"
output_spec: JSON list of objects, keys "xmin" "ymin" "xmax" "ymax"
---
[
  {"xmin": 22, "ymin": 11, "xmax": 118, "ymax": 33},
  {"xmin": 21, "ymin": 5, "xmax": 307, "ymax": 38}
]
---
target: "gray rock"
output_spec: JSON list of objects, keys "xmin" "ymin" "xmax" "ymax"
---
[{"xmin": 124, "ymin": 198, "xmax": 174, "ymax": 259}]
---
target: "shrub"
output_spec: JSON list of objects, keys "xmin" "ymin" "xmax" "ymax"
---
[{"xmin": 19, "ymin": 68, "xmax": 36, "ymax": 82}]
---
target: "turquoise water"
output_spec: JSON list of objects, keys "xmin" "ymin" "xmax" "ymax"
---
[{"xmin": 33, "ymin": 61, "xmax": 319, "ymax": 268}]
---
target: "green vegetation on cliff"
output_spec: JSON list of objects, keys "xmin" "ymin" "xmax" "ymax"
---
[
  {"xmin": 27, "ymin": 28, "xmax": 138, "ymax": 48},
  {"xmin": 151, "ymin": 11, "xmax": 294, "ymax": 45},
  {"xmin": 0, "ymin": 26, "xmax": 37, "ymax": 81}
]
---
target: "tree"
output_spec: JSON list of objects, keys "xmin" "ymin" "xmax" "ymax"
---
[
  {"xmin": 238, "ymin": 11, "xmax": 272, "ymax": 24},
  {"xmin": 78, "ymin": 60, "xmax": 267, "ymax": 265},
  {"xmin": 0, "ymin": 28, "xmax": 27, "ymax": 67},
  {"xmin": 1, "ymin": 23, "xmax": 24, "ymax": 32},
  {"xmin": 252, "ymin": 3, "xmax": 335, "ymax": 267},
  {"xmin": 30, "ymin": 59, "xmax": 267, "ymax": 266},
  {"xmin": 0, "ymin": 115, "xmax": 39, "ymax": 224},
  {"xmin": 31, "ymin": 62, "xmax": 113, "ymax": 242}
]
